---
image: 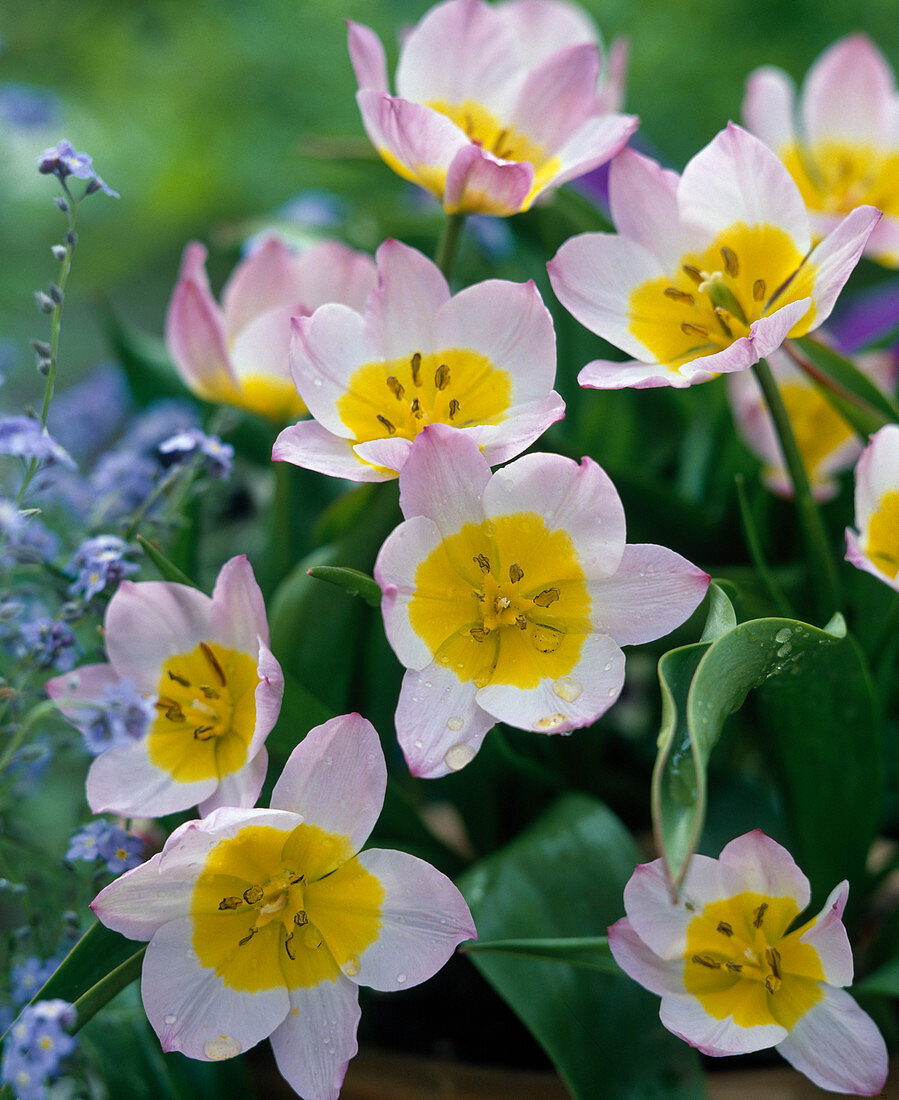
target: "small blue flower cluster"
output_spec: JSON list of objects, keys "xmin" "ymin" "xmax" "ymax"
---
[
  {"xmin": 37, "ymin": 139, "xmax": 118, "ymax": 199},
  {"xmin": 66, "ymin": 819, "xmax": 145, "ymax": 874},
  {"xmin": 157, "ymin": 427, "xmax": 234, "ymax": 480},
  {"xmin": 1, "ymin": 1000, "xmax": 76, "ymax": 1100},
  {"xmin": 77, "ymin": 678, "xmax": 156, "ymax": 756},
  {"xmin": 10, "ymin": 957, "xmax": 59, "ymax": 1007},
  {"xmin": 65, "ymin": 534, "xmax": 138, "ymax": 601}
]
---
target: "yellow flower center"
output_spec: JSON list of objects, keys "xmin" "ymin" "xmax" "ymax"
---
[
  {"xmin": 865, "ymin": 489, "xmax": 899, "ymax": 579},
  {"xmin": 191, "ymin": 823, "xmax": 384, "ymax": 992},
  {"xmin": 337, "ymin": 348, "xmax": 511, "ymax": 456},
  {"xmin": 629, "ymin": 222, "xmax": 818, "ymax": 367},
  {"xmin": 776, "ymin": 383, "xmax": 854, "ymax": 481},
  {"xmin": 408, "ymin": 512, "xmax": 590, "ymax": 692},
  {"xmin": 147, "ymin": 642, "xmax": 259, "ymax": 782},
  {"xmin": 198, "ymin": 371, "xmax": 306, "ymax": 423},
  {"xmin": 782, "ymin": 141, "xmax": 899, "ymax": 222},
  {"xmin": 683, "ymin": 892, "xmax": 825, "ymax": 1030}
]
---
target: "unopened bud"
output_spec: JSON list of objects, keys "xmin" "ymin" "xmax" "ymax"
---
[
  {"xmin": 85, "ymin": 178, "xmax": 100, "ymax": 195},
  {"xmin": 51, "ymin": 244, "xmax": 67, "ymax": 261},
  {"xmin": 48, "ymin": 283, "xmax": 63, "ymax": 304},
  {"xmin": 37, "ymin": 358, "xmax": 51, "ymax": 375},
  {"xmin": 30, "ymin": 339, "xmax": 52, "ymax": 358},
  {"xmin": 60, "ymin": 601, "xmax": 82, "ymax": 621},
  {"xmin": 54, "ymin": 196, "xmax": 68, "ymax": 213},
  {"xmin": 66, "ymin": 229, "xmax": 77, "ymax": 247},
  {"xmin": 35, "ymin": 291, "xmax": 54, "ymax": 313}
]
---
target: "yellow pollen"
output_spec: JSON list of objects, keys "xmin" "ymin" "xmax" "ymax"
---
[
  {"xmin": 386, "ymin": 376, "xmax": 405, "ymax": 400},
  {"xmin": 435, "ymin": 363, "xmax": 451, "ymax": 390},
  {"xmin": 410, "ymin": 352, "xmax": 422, "ymax": 386},
  {"xmin": 376, "ymin": 414, "xmax": 396, "ymax": 434},
  {"xmin": 720, "ymin": 246, "xmax": 740, "ymax": 277},
  {"xmin": 753, "ymin": 279, "xmax": 767, "ymax": 302}
]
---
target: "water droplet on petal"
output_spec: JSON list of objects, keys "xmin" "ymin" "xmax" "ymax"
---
[
  {"xmin": 444, "ymin": 742, "xmax": 476, "ymax": 770},
  {"xmin": 536, "ymin": 713, "xmax": 565, "ymax": 730},
  {"xmin": 396, "ymin": 973, "xmax": 407, "ymax": 984},
  {"xmin": 342, "ymin": 956, "xmax": 360, "ymax": 978},
  {"xmin": 302, "ymin": 925, "xmax": 323, "ymax": 949},
  {"xmin": 204, "ymin": 1035, "xmax": 241, "ymax": 1060},
  {"xmin": 163, "ymin": 1014, "xmax": 176, "ymax": 1026},
  {"xmin": 553, "ymin": 677, "xmax": 582, "ymax": 703},
  {"xmin": 603, "ymin": 662, "xmax": 612, "ymax": 672},
  {"xmin": 414, "ymin": 738, "xmax": 423, "ymax": 749},
  {"xmin": 312, "ymin": 376, "xmax": 323, "ymax": 387},
  {"xmin": 446, "ymin": 716, "xmax": 464, "ymax": 731}
]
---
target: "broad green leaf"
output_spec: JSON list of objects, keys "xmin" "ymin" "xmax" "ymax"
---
[
  {"xmin": 307, "ymin": 565, "xmax": 381, "ymax": 608},
  {"xmin": 653, "ymin": 608, "xmax": 854, "ymax": 890},
  {"xmin": 795, "ymin": 336, "xmax": 899, "ymax": 426},
  {"xmin": 137, "ymin": 535, "xmax": 199, "ymax": 588},
  {"xmin": 856, "ymin": 955, "xmax": 899, "ymax": 997},
  {"xmin": 699, "ymin": 581, "xmax": 738, "ymax": 641},
  {"xmin": 31, "ymin": 920, "xmax": 141, "ymax": 1007},
  {"xmin": 463, "ymin": 936, "xmax": 618, "ymax": 974},
  {"xmin": 101, "ymin": 301, "xmax": 190, "ymax": 407},
  {"xmin": 460, "ymin": 794, "xmax": 704, "ymax": 1100}
]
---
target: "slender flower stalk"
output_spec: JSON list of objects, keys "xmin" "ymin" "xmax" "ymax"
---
[{"xmin": 435, "ymin": 212, "xmax": 466, "ymax": 280}]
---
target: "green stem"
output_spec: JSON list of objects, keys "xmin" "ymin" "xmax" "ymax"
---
[
  {"xmin": 751, "ymin": 358, "xmax": 840, "ymax": 618},
  {"xmin": 71, "ymin": 946, "xmax": 146, "ymax": 1031},
  {"xmin": 434, "ymin": 212, "xmax": 466, "ymax": 280},
  {"xmin": 734, "ymin": 474, "xmax": 794, "ymax": 618}
]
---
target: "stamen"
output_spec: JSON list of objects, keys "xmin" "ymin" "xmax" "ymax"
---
[
  {"xmin": 165, "ymin": 703, "xmax": 185, "ymax": 722},
  {"xmin": 720, "ymin": 246, "xmax": 739, "ymax": 277},
  {"xmin": 294, "ymin": 910, "xmax": 308, "ymax": 926},
  {"xmin": 765, "ymin": 973, "xmax": 782, "ymax": 994},
  {"xmin": 664, "ymin": 287, "xmax": 695, "ymax": 303},
  {"xmin": 533, "ymin": 588, "xmax": 560, "ymax": 607},
  {"xmin": 376, "ymin": 414, "xmax": 397, "ymax": 435},
  {"xmin": 469, "ymin": 627, "xmax": 488, "ymax": 643},
  {"xmin": 753, "ymin": 902, "xmax": 768, "ymax": 929},
  {"xmin": 386, "ymin": 376, "xmax": 405, "ymax": 400},
  {"xmin": 473, "ymin": 553, "xmax": 491, "ymax": 574},
  {"xmin": 682, "ymin": 264, "xmax": 704, "ymax": 284},
  {"xmin": 515, "ymin": 615, "xmax": 527, "ymax": 630},
  {"xmin": 680, "ymin": 322, "xmax": 709, "ymax": 338},
  {"xmin": 509, "ymin": 563, "xmax": 524, "ymax": 584},
  {"xmin": 494, "ymin": 595, "xmax": 512, "ymax": 613},
  {"xmin": 531, "ymin": 623, "xmax": 564, "ymax": 653},
  {"xmin": 199, "ymin": 685, "xmax": 220, "ymax": 700},
  {"xmin": 493, "ymin": 128, "xmax": 509, "ymax": 157},
  {"xmin": 238, "ymin": 927, "xmax": 258, "ymax": 947},
  {"xmin": 218, "ymin": 896, "xmax": 243, "ymax": 910},
  {"xmin": 410, "ymin": 397, "xmax": 424, "ymax": 419},
  {"xmin": 448, "ymin": 398, "xmax": 460, "ymax": 420},
  {"xmin": 753, "ymin": 279, "xmax": 766, "ymax": 302},
  {"xmin": 167, "ymin": 670, "xmax": 191, "ymax": 688},
  {"xmin": 725, "ymin": 961, "xmax": 743, "ymax": 973},
  {"xmin": 435, "ymin": 363, "xmax": 451, "ymax": 390},
  {"xmin": 410, "ymin": 352, "xmax": 422, "ymax": 386},
  {"xmin": 200, "ymin": 642, "xmax": 227, "ymax": 687},
  {"xmin": 766, "ymin": 946, "xmax": 781, "ymax": 979},
  {"xmin": 713, "ymin": 307, "xmax": 734, "ymax": 337},
  {"xmin": 243, "ymin": 885, "xmax": 264, "ymax": 905},
  {"xmin": 193, "ymin": 725, "xmax": 215, "ymax": 741},
  {"xmin": 284, "ymin": 932, "xmax": 296, "ymax": 960},
  {"xmin": 716, "ymin": 921, "xmax": 734, "ymax": 937},
  {"xmin": 691, "ymin": 954, "xmax": 721, "ymax": 969},
  {"xmin": 288, "ymin": 873, "xmax": 306, "ymax": 886}
]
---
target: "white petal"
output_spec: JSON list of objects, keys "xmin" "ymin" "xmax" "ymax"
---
[{"xmin": 269, "ymin": 979, "xmax": 360, "ymax": 1100}]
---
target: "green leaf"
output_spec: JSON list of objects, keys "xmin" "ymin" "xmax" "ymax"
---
[
  {"xmin": 100, "ymin": 300, "xmax": 191, "ymax": 408},
  {"xmin": 653, "ymin": 609, "xmax": 857, "ymax": 890},
  {"xmin": 137, "ymin": 535, "xmax": 199, "ymax": 588},
  {"xmin": 307, "ymin": 565, "xmax": 381, "ymax": 608},
  {"xmin": 795, "ymin": 335, "xmax": 899, "ymax": 427},
  {"xmin": 459, "ymin": 794, "xmax": 704, "ymax": 1100},
  {"xmin": 699, "ymin": 581, "xmax": 738, "ymax": 642},
  {"xmin": 463, "ymin": 936, "xmax": 618, "ymax": 973},
  {"xmin": 856, "ymin": 955, "xmax": 899, "ymax": 997},
  {"xmin": 33, "ymin": 920, "xmax": 143, "ymax": 1007}
]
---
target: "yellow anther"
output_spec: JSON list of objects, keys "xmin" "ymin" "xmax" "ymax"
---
[
  {"xmin": 164, "ymin": 703, "xmax": 185, "ymax": 722},
  {"xmin": 753, "ymin": 902, "xmax": 768, "ymax": 929},
  {"xmin": 238, "ymin": 927, "xmax": 258, "ymax": 948},
  {"xmin": 509, "ymin": 563, "xmax": 524, "ymax": 584},
  {"xmin": 218, "ymin": 896, "xmax": 243, "ymax": 910},
  {"xmin": 473, "ymin": 553, "xmax": 491, "ymax": 574},
  {"xmin": 294, "ymin": 910, "xmax": 308, "ymax": 926},
  {"xmin": 515, "ymin": 615, "xmax": 527, "ymax": 630},
  {"xmin": 725, "ymin": 960, "xmax": 743, "ymax": 973},
  {"xmin": 469, "ymin": 626, "xmax": 488, "ymax": 642},
  {"xmin": 716, "ymin": 921, "xmax": 734, "ymax": 937},
  {"xmin": 682, "ymin": 264, "xmax": 704, "ymax": 284},
  {"xmin": 386, "ymin": 376, "xmax": 405, "ymax": 400},
  {"xmin": 193, "ymin": 725, "xmax": 215, "ymax": 741},
  {"xmin": 531, "ymin": 623, "xmax": 564, "ymax": 653},
  {"xmin": 664, "ymin": 287, "xmax": 695, "ymax": 303},
  {"xmin": 681, "ymin": 322, "xmax": 710, "ymax": 338},
  {"xmin": 753, "ymin": 279, "xmax": 767, "ymax": 302},
  {"xmin": 714, "ymin": 307, "xmax": 734, "ymax": 336},
  {"xmin": 435, "ymin": 363, "xmax": 451, "ymax": 390},
  {"xmin": 765, "ymin": 973, "xmax": 782, "ymax": 994},
  {"xmin": 199, "ymin": 685, "xmax": 220, "ymax": 700},
  {"xmin": 243, "ymin": 885, "xmax": 264, "ymax": 905},
  {"xmin": 199, "ymin": 642, "xmax": 227, "ymax": 687},
  {"xmin": 167, "ymin": 670, "xmax": 191, "ymax": 688},
  {"xmin": 410, "ymin": 397, "xmax": 424, "ymax": 419},
  {"xmin": 284, "ymin": 932, "xmax": 296, "ymax": 960},
  {"xmin": 766, "ymin": 946, "xmax": 782, "ymax": 979},
  {"xmin": 720, "ymin": 245, "xmax": 739, "ymax": 277},
  {"xmin": 533, "ymin": 588, "xmax": 560, "ymax": 607},
  {"xmin": 376, "ymin": 414, "xmax": 397, "ymax": 435},
  {"xmin": 410, "ymin": 352, "xmax": 422, "ymax": 386},
  {"xmin": 448, "ymin": 398, "xmax": 460, "ymax": 420},
  {"xmin": 691, "ymin": 954, "xmax": 721, "ymax": 969},
  {"xmin": 494, "ymin": 595, "xmax": 512, "ymax": 613}
]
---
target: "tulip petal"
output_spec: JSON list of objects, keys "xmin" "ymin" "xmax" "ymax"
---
[
  {"xmin": 588, "ymin": 544, "xmax": 709, "ymax": 644},
  {"xmin": 397, "ymin": 424, "xmax": 490, "ymax": 533},
  {"xmin": 353, "ymin": 436, "xmax": 413, "ymax": 473},
  {"xmin": 498, "ymin": 0, "xmax": 597, "ymax": 65},
  {"xmin": 165, "ymin": 246, "xmax": 235, "ymax": 396},
  {"xmin": 802, "ymin": 34, "xmax": 896, "ymax": 148},
  {"xmin": 228, "ymin": 304, "xmax": 296, "ymax": 386},
  {"xmin": 352, "ymin": 848, "xmax": 476, "ymax": 990},
  {"xmin": 376, "ymin": 514, "xmax": 447, "ymax": 671},
  {"xmin": 742, "ymin": 66, "xmax": 797, "ymax": 153},
  {"xmin": 799, "ymin": 881, "xmax": 853, "ymax": 987},
  {"xmin": 142, "ymin": 915, "xmax": 290, "ymax": 1061},
  {"xmin": 776, "ymin": 986, "xmax": 888, "ymax": 1096},
  {"xmin": 367, "ymin": 239, "xmax": 450, "ymax": 361},
  {"xmin": 91, "ymin": 852, "xmax": 193, "ymax": 941},
  {"xmin": 540, "ymin": 111, "xmax": 639, "ymax": 198},
  {"xmin": 289, "ymin": 306, "xmax": 371, "ymax": 436},
  {"xmin": 347, "ymin": 20, "xmax": 389, "ymax": 93},
  {"xmin": 578, "ymin": 356, "xmax": 710, "ymax": 390},
  {"xmin": 270, "ymin": 714, "xmax": 386, "ymax": 850},
  {"xmin": 717, "ymin": 831, "xmax": 810, "ymax": 908},
  {"xmin": 269, "ymin": 979, "xmax": 360, "ymax": 1100},
  {"xmin": 273, "ymin": 420, "xmax": 391, "ymax": 482},
  {"xmin": 198, "ymin": 747, "xmax": 268, "ymax": 817},
  {"xmin": 510, "ymin": 44, "xmax": 599, "ymax": 149},
  {"xmin": 210, "ymin": 556, "xmax": 270, "ymax": 651},
  {"xmin": 608, "ymin": 149, "xmax": 694, "ymax": 270},
  {"xmin": 293, "ymin": 240, "xmax": 378, "ymax": 314},
  {"xmin": 86, "ymin": 739, "xmax": 218, "ymax": 818},
  {"xmin": 806, "ymin": 206, "xmax": 882, "ymax": 326},
  {"xmin": 221, "ymin": 236, "xmax": 306, "ymax": 337},
  {"xmin": 607, "ymin": 917, "xmax": 686, "ymax": 996},
  {"xmin": 45, "ymin": 663, "xmax": 122, "ymax": 723},
  {"xmin": 659, "ymin": 990, "xmax": 787, "ymax": 1056},
  {"xmin": 471, "ymin": 392, "xmax": 566, "ymax": 467},
  {"xmin": 852, "ymin": 424, "xmax": 899, "ymax": 528}
]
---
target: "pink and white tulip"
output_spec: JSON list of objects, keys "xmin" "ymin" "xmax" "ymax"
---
[
  {"xmin": 91, "ymin": 713, "xmax": 476, "ymax": 1100},
  {"xmin": 348, "ymin": 0, "xmax": 637, "ymax": 216},
  {"xmin": 374, "ymin": 425, "xmax": 709, "ymax": 777},
  {"xmin": 846, "ymin": 423, "xmax": 899, "ymax": 590},
  {"xmin": 609, "ymin": 831, "xmax": 888, "ymax": 1096},
  {"xmin": 548, "ymin": 124, "xmax": 881, "ymax": 390},
  {"xmin": 46, "ymin": 556, "xmax": 283, "ymax": 818},
  {"xmin": 728, "ymin": 339, "xmax": 896, "ymax": 501},
  {"xmin": 744, "ymin": 34, "xmax": 899, "ymax": 267},
  {"xmin": 165, "ymin": 237, "xmax": 377, "ymax": 421},
  {"xmin": 273, "ymin": 239, "xmax": 564, "ymax": 481}
]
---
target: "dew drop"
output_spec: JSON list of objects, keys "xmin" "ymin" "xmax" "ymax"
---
[
  {"xmin": 446, "ymin": 716, "xmax": 464, "ymax": 731},
  {"xmin": 342, "ymin": 956, "xmax": 360, "ymax": 978},
  {"xmin": 164, "ymin": 1014, "xmax": 177, "ymax": 1026},
  {"xmin": 607, "ymin": 687, "xmax": 617, "ymax": 697},
  {"xmin": 603, "ymin": 662, "xmax": 612, "ymax": 672},
  {"xmin": 553, "ymin": 676, "xmax": 582, "ymax": 703},
  {"xmin": 444, "ymin": 742, "xmax": 476, "ymax": 770},
  {"xmin": 396, "ymin": 973, "xmax": 407, "ymax": 984},
  {"xmin": 777, "ymin": 642, "xmax": 792, "ymax": 658},
  {"xmin": 312, "ymin": 376, "xmax": 323, "ymax": 387},
  {"xmin": 414, "ymin": 738, "xmax": 423, "ymax": 749},
  {"xmin": 774, "ymin": 627, "xmax": 792, "ymax": 644},
  {"xmin": 302, "ymin": 925, "xmax": 323, "ymax": 949},
  {"xmin": 535, "ymin": 713, "xmax": 565, "ymax": 730},
  {"xmin": 204, "ymin": 1035, "xmax": 241, "ymax": 1060}
]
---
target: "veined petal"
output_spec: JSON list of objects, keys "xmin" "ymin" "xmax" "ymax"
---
[
  {"xmin": 444, "ymin": 143, "xmax": 534, "ymax": 215},
  {"xmin": 289, "ymin": 306, "xmax": 371, "ymax": 436},
  {"xmin": 482, "ymin": 453, "xmax": 626, "ymax": 578},
  {"xmin": 471, "ymin": 392, "xmax": 565, "ymax": 467},
  {"xmin": 588, "ymin": 544, "xmax": 709, "ymax": 644},
  {"xmin": 678, "ymin": 123, "xmax": 810, "ymax": 251},
  {"xmin": 165, "ymin": 258, "xmax": 235, "ymax": 398},
  {"xmin": 866, "ymin": 213, "xmax": 899, "ymax": 267},
  {"xmin": 353, "ymin": 436, "xmax": 413, "ymax": 473},
  {"xmin": 221, "ymin": 236, "xmax": 307, "ymax": 337},
  {"xmin": 578, "ymin": 356, "xmax": 710, "ymax": 390},
  {"xmin": 91, "ymin": 852, "xmax": 193, "ymax": 941},
  {"xmin": 142, "ymin": 915, "xmax": 290, "ymax": 1061},
  {"xmin": 157, "ymin": 807, "xmax": 301, "ymax": 877},
  {"xmin": 536, "ymin": 110, "xmax": 639, "ymax": 198},
  {"xmin": 395, "ymin": 664, "xmax": 492, "ymax": 778},
  {"xmin": 104, "ymin": 580, "xmax": 214, "ymax": 691},
  {"xmin": 347, "ymin": 20, "xmax": 389, "ymax": 93},
  {"xmin": 853, "ymin": 423, "xmax": 899, "ymax": 528},
  {"xmin": 45, "ymin": 663, "xmax": 121, "ymax": 723},
  {"xmin": 270, "ymin": 714, "xmax": 386, "ymax": 850},
  {"xmin": 198, "ymin": 748, "xmax": 268, "ymax": 817},
  {"xmin": 659, "ymin": 991, "xmax": 787, "ymax": 1056},
  {"xmin": 508, "ymin": 44, "xmax": 600, "ymax": 150},
  {"xmin": 608, "ymin": 150, "xmax": 695, "ymax": 270},
  {"xmin": 397, "ymin": 424, "xmax": 490, "ymax": 533},
  {"xmin": 799, "ymin": 881, "xmax": 852, "ymax": 987},
  {"xmin": 497, "ymin": 0, "xmax": 598, "ymax": 66},
  {"xmin": 776, "ymin": 986, "xmax": 888, "ymax": 1096},
  {"xmin": 273, "ymin": 420, "xmax": 392, "ymax": 482},
  {"xmin": 86, "ymin": 739, "xmax": 217, "ymax": 817},
  {"xmin": 293, "ymin": 240, "xmax": 378, "ymax": 314},
  {"xmin": 802, "ymin": 34, "xmax": 896, "ymax": 148},
  {"xmin": 376, "ymin": 514, "xmax": 445, "ymax": 671},
  {"xmin": 805, "ymin": 205, "xmax": 882, "ymax": 326},
  {"xmin": 228, "ymin": 304, "xmax": 297, "ymax": 387},
  {"xmin": 608, "ymin": 917, "xmax": 687, "ymax": 996},
  {"xmin": 717, "ymin": 831, "xmax": 810, "ymax": 908},
  {"xmin": 475, "ymin": 630, "xmax": 625, "ymax": 733},
  {"xmin": 248, "ymin": 642, "xmax": 283, "ymax": 756},
  {"xmin": 742, "ymin": 66, "xmax": 797, "ymax": 153},
  {"xmin": 366, "ymin": 239, "xmax": 450, "ymax": 361},
  {"xmin": 269, "ymin": 979, "xmax": 360, "ymax": 1100},
  {"xmin": 209, "ymin": 556, "xmax": 270, "ymax": 651},
  {"xmin": 352, "ymin": 848, "xmax": 475, "ymax": 990}
]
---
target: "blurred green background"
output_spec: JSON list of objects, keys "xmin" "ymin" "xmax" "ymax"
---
[{"xmin": 2, "ymin": 0, "xmax": 899, "ymax": 395}]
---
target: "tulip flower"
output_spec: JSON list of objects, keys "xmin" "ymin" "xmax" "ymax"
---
[
  {"xmin": 348, "ymin": 0, "xmax": 637, "ymax": 216},
  {"xmin": 846, "ymin": 423, "xmax": 899, "ymax": 591},
  {"xmin": 374, "ymin": 425, "xmax": 708, "ymax": 777},
  {"xmin": 548, "ymin": 124, "xmax": 880, "ymax": 389},
  {"xmin": 46, "ymin": 556, "xmax": 283, "ymax": 818},
  {"xmin": 727, "ymin": 339, "xmax": 896, "ymax": 501},
  {"xmin": 91, "ymin": 713, "xmax": 476, "ymax": 1100},
  {"xmin": 609, "ymin": 831, "xmax": 888, "ymax": 1096},
  {"xmin": 166, "ymin": 237, "xmax": 377, "ymax": 421},
  {"xmin": 744, "ymin": 34, "xmax": 899, "ymax": 267},
  {"xmin": 273, "ymin": 239, "xmax": 564, "ymax": 481}
]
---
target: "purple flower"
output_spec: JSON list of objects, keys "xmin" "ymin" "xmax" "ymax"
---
[
  {"xmin": 2, "ymin": 1000, "xmax": 76, "ymax": 1098},
  {"xmin": 47, "ymin": 363, "xmax": 132, "ymax": 463},
  {"xmin": 0, "ymin": 499, "xmax": 58, "ymax": 567},
  {"xmin": 11, "ymin": 957, "xmax": 58, "ymax": 1006},
  {"xmin": 0, "ymin": 416, "xmax": 75, "ymax": 467},
  {"xmin": 78, "ymin": 678, "xmax": 156, "ymax": 756},
  {"xmin": 66, "ymin": 534, "xmax": 138, "ymax": 600},
  {"xmin": 89, "ymin": 451, "xmax": 158, "ymax": 520},
  {"xmin": 158, "ymin": 428, "xmax": 234, "ymax": 479},
  {"xmin": 65, "ymin": 819, "xmax": 110, "ymax": 861},
  {"xmin": 67, "ymin": 820, "xmax": 144, "ymax": 873},
  {"xmin": 17, "ymin": 617, "xmax": 76, "ymax": 671},
  {"xmin": 36, "ymin": 139, "xmax": 118, "ymax": 198},
  {"xmin": 0, "ymin": 84, "xmax": 59, "ymax": 130}
]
